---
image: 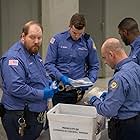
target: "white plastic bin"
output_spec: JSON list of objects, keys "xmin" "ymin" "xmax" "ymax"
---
[{"xmin": 47, "ymin": 103, "xmax": 99, "ymax": 140}]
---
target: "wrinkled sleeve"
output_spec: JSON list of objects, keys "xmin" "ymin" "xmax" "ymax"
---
[
  {"xmin": 44, "ymin": 37, "xmax": 63, "ymax": 80},
  {"xmin": 93, "ymin": 77, "xmax": 126, "ymax": 118},
  {"xmin": 86, "ymin": 39, "xmax": 99, "ymax": 83}
]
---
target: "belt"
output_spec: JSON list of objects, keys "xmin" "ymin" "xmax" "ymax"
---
[
  {"xmin": 111, "ymin": 113, "xmax": 140, "ymax": 123},
  {"xmin": 5, "ymin": 109, "xmax": 24, "ymax": 115},
  {"xmin": 5, "ymin": 109, "xmax": 45, "ymax": 116},
  {"xmin": 5, "ymin": 109, "xmax": 45, "ymax": 124},
  {"xmin": 27, "ymin": 111, "xmax": 45, "ymax": 117}
]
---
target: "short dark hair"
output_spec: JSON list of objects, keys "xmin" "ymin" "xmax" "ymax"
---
[
  {"xmin": 22, "ymin": 20, "xmax": 43, "ymax": 36},
  {"xmin": 118, "ymin": 17, "xmax": 139, "ymax": 31},
  {"xmin": 69, "ymin": 13, "xmax": 86, "ymax": 30}
]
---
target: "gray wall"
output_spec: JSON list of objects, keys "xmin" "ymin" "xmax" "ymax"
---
[
  {"xmin": 79, "ymin": 0, "xmax": 105, "ymax": 78},
  {"xmin": 0, "ymin": 0, "xmax": 41, "ymax": 55},
  {"xmin": 41, "ymin": 0, "xmax": 79, "ymax": 59}
]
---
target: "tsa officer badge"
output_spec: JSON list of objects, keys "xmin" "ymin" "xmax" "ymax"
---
[{"xmin": 110, "ymin": 80, "xmax": 118, "ymax": 90}]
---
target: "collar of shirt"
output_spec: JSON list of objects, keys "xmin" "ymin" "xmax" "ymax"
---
[
  {"xmin": 114, "ymin": 58, "xmax": 132, "ymax": 73},
  {"xmin": 130, "ymin": 35, "xmax": 140, "ymax": 50}
]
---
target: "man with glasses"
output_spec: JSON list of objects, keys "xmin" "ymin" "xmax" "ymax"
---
[{"xmin": 45, "ymin": 13, "xmax": 99, "ymax": 105}]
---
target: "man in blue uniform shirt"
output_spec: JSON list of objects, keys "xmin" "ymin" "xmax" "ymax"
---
[
  {"xmin": 0, "ymin": 21, "xmax": 58, "ymax": 140},
  {"xmin": 45, "ymin": 13, "xmax": 99, "ymax": 105},
  {"xmin": 118, "ymin": 17, "xmax": 140, "ymax": 65},
  {"xmin": 89, "ymin": 38, "xmax": 140, "ymax": 140}
]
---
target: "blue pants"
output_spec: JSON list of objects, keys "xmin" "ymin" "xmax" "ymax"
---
[{"xmin": 1, "ymin": 110, "xmax": 44, "ymax": 140}]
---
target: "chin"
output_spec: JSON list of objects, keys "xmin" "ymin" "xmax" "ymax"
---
[{"xmin": 74, "ymin": 38, "xmax": 79, "ymax": 41}]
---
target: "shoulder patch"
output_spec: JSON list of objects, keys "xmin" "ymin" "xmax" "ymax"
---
[
  {"xmin": 50, "ymin": 37, "xmax": 55, "ymax": 44},
  {"xmin": 8, "ymin": 59, "xmax": 18, "ymax": 66},
  {"xmin": 110, "ymin": 81, "xmax": 118, "ymax": 89}
]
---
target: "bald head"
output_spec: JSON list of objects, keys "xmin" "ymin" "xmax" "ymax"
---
[
  {"xmin": 102, "ymin": 38, "xmax": 123, "ymax": 53},
  {"xmin": 101, "ymin": 38, "xmax": 128, "ymax": 69}
]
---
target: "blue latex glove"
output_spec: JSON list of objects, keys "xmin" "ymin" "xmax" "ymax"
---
[
  {"xmin": 89, "ymin": 96, "xmax": 98, "ymax": 105},
  {"xmin": 100, "ymin": 91, "xmax": 108, "ymax": 101},
  {"xmin": 60, "ymin": 75, "xmax": 70, "ymax": 85},
  {"xmin": 43, "ymin": 87, "xmax": 54, "ymax": 100}
]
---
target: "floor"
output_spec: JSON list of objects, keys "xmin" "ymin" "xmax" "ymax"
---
[{"xmin": 0, "ymin": 78, "xmax": 111, "ymax": 140}]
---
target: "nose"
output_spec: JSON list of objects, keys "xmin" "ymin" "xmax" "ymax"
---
[{"xmin": 34, "ymin": 38, "xmax": 39, "ymax": 44}]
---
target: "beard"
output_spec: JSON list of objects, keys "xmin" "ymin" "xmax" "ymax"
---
[
  {"xmin": 28, "ymin": 45, "xmax": 39, "ymax": 55},
  {"xmin": 122, "ymin": 37, "xmax": 130, "ymax": 46}
]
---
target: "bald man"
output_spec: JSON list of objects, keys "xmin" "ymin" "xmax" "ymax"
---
[{"xmin": 89, "ymin": 38, "xmax": 140, "ymax": 140}]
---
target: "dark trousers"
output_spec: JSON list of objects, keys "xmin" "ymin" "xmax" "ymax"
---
[
  {"xmin": 1, "ymin": 110, "xmax": 44, "ymax": 140},
  {"xmin": 108, "ymin": 114, "xmax": 140, "ymax": 140}
]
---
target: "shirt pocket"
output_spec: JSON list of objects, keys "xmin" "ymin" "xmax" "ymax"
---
[
  {"xmin": 76, "ymin": 48, "xmax": 88, "ymax": 62},
  {"xmin": 57, "ymin": 47, "xmax": 70, "ymax": 62},
  {"xmin": 28, "ymin": 63, "xmax": 41, "ymax": 80}
]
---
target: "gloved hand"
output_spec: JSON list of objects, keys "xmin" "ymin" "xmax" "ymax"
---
[
  {"xmin": 43, "ymin": 87, "xmax": 54, "ymax": 100},
  {"xmin": 100, "ymin": 91, "xmax": 108, "ymax": 101},
  {"xmin": 43, "ymin": 81, "xmax": 59, "ymax": 100},
  {"xmin": 50, "ymin": 81, "xmax": 59, "ymax": 93},
  {"xmin": 60, "ymin": 75, "xmax": 70, "ymax": 85},
  {"xmin": 89, "ymin": 96, "xmax": 98, "ymax": 105}
]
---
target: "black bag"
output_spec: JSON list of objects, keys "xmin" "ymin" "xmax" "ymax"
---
[{"xmin": 0, "ymin": 103, "xmax": 5, "ymax": 117}]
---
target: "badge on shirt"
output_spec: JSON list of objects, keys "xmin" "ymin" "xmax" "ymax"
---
[
  {"xmin": 109, "ymin": 81, "xmax": 118, "ymax": 90},
  {"xmin": 8, "ymin": 59, "xmax": 18, "ymax": 66},
  {"xmin": 50, "ymin": 37, "xmax": 55, "ymax": 44}
]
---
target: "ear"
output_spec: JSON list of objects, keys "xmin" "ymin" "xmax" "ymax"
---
[
  {"xmin": 21, "ymin": 33, "xmax": 25, "ymax": 43},
  {"xmin": 123, "ymin": 29, "xmax": 128, "ymax": 36},
  {"xmin": 109, "ymin": 51, "xmax": 116, "ymax": 60},
  {"xmin": 109, "ymin": 51, "xmax": 113, "ymax": 57}
]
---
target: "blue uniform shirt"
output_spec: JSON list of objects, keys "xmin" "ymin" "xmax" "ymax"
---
[
  {"xmin": 93, "ymin": 58, "xmax": 140, "ymax": 119},
  {"xmin": 0, "ymin": 41, "xmax": 51, "ymax": 112},
  {"xmin": 45, "ymin": 31, "xmax": 99, "ymax": 83},
  {"xmin": 129, "ymin": 35, "xmax": 140, "ymax": 65}
]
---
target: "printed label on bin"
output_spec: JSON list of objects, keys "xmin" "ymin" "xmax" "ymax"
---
[{"xmin": 53, "ymin": 126, "xmax": 88, "ymax": 135}]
